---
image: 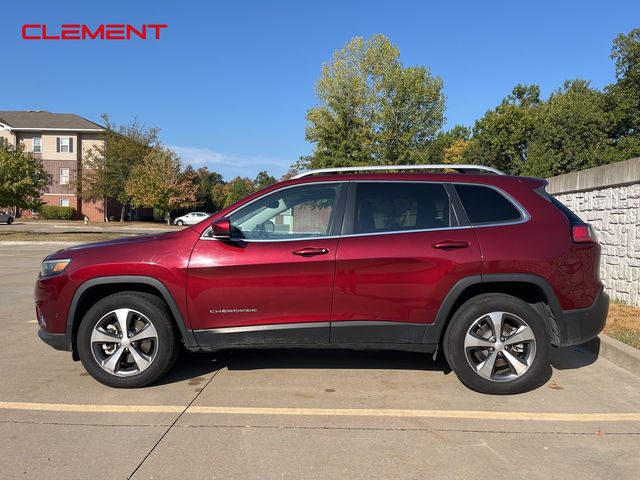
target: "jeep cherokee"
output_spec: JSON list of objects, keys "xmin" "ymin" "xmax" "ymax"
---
[{"xmin": 35, "ymin": 165, "xmax": 609, "ymax": 394}]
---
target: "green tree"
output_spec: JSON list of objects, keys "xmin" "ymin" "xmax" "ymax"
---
[
  {"xmin": 606, "ymin": 28, "xmax": 640, "ymax": 158},
  {"xmin": 224, "ymin": 177, "xmax": 255, "ymax": 206},
  {"xmin": 301, "ymin": 34, "xmax": 445, "ymax": 170},
  {"xmin": 211, "ymin": 183, "xmax": 227, "ymax": 212},
  {"xmin": 423, "ymin": 125, "xmax": 470, "ymax": 164},
  {"xmin": 525, "ymin": 80, "xmax": 615, "ymax": 177},
  {"xmin": 210, "ymin": 176, "xmax": 256, "ymax": 211},
  {"xmin": 0, "ymin": 143, "xmax": 49, "ymax": 211},
  {"xmin": 125, "ymin": 147, "xmax": 197, "ymax": 224},
  {"xmin": 463, "ymin": 84, "xmax": 540, "ymax": 174},
  {"xmin": 254, "ymin": 170, "xmax": 276, "ymax": 190},
  {"xmin": 183, "ymin": 165, "xmax": 224, "ymax": 212},
  {"xmin": 82, "ymin": 115, "xmax": 160, "ymax": 221}
]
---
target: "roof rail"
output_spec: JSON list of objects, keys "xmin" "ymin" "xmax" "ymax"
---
[{"xmin": 292, "ymin": 164, "xmax": 505, "ymax": 179}]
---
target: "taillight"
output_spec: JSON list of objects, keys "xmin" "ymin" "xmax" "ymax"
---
[{"xmin": 572, "ymin": 223, "xmax": 596, "ymax": 243}]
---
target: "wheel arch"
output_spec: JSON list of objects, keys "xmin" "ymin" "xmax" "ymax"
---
[
  {"xmin": 67, "ymin": 276, "xmax": 198, "ymax": 360},
  {"xmin": 424, "ymin": 274, "xmax": 565, "ymax": 347}
]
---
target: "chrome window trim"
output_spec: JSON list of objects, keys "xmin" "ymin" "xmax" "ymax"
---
[{"xmin": 200, "ymin": 179, "xmax": 530, "ymax": 242}]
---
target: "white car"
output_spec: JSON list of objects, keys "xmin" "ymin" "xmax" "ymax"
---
[
  {"xmin": 0, "ymin": 211, "xmax": 14, "ymax": 225},
  {"xmin": 173, "ymin": 212, "xmax": 211, "ymax": 226}
]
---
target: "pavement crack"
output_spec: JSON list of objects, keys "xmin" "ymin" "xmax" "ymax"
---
[{"xmin": 126, "ymin": 355, "xmax": 228, "ymax": 479}]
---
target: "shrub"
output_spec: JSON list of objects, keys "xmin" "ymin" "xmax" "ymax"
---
[{"xmin": 40, "ymin": 205, "xmax": 76, "ymax": 220}]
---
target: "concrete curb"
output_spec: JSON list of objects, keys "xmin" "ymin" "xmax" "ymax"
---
[{"xmin": 585, "ymin": 334, "xmax": 640, "ymax": 377}]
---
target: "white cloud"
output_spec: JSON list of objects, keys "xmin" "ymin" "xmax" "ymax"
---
[{"xmin": 170, "ymin": 145, "xmax": 292, "ymax": 181}]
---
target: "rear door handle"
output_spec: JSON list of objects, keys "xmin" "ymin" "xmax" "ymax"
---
[
  {"xmin": 292, "ymin": 247, "xmax": 329, "ymax": 256},
  {"xmin": 432, "ymin": 241, "xmax": 470, "ymax": 250}
]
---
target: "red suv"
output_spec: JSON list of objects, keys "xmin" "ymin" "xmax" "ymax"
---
[{"xmin": 36, "ymin": 165, "xmax": 608, "ymax": 394}]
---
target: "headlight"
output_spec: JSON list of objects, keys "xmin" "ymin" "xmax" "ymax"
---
[{"xmin": 40, "ymin": 259, "xmax": 71, "ymax": 277}]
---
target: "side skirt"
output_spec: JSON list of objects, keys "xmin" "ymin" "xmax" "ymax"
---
[
  {"xmin": 191, "ymin": 321, "xmax": 436, "ymax": 354},
  {"xmin": 187, "ymin": 342, "xmax": 436, "ymax": 354}
]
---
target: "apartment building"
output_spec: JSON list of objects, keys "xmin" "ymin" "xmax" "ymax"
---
[{"xmin": 0, "ymin": 110, "xmax": 110, "ymax": 221}]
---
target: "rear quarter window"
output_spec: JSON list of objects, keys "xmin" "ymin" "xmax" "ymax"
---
[{"xmin": 455, "ymin": 184, "xmax": 522, "ymax": 224}]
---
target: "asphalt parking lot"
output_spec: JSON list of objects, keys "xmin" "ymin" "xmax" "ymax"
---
[{"xmin": 1, "ymin": 243, "xmax": 639, "ymax": 479}]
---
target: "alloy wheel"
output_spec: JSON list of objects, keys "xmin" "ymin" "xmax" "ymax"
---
[
  {"xmin": 463, "ymin": 311, "xmax": 537, "ymax": 382},
  {"xmin": 90, "ymin": 308, "xmax": 159, "ymax": 377}
]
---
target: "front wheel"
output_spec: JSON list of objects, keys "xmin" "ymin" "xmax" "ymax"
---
[
  {"xmin": 7, "ymin": 217, "xmax": 13, "ymax": 225},
  {"xmin": 443, "ymin": 293, "xmax": 550, "ymax": 395},
  {"xmin": 176, "ymin": 220, "xmax": 184, "ymax": 226},
  {"xmin": 77, "ymin": 292, "xmax": 180, "ymax": 388}
]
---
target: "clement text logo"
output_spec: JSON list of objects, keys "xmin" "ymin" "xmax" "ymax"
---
[{"xmin": 21, "ymin": 24, "xmax": 168, "ymax": 40}]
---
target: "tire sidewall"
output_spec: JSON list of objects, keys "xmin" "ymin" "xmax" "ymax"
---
[
  {"xmin": 444, "ymin": 294, "xmax": 550, "ymax": 395},
  {"xmin": 77, "ymin": 293, "xmax": 178, "ymax": 388}
]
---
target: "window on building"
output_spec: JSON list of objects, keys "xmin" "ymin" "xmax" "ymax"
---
[
  {"xmin": 33, "ymin": 136, "xmax": 42, "ymax": 153},
  {"xmin": 59, "ymin": 198, "xmax": 70, "ymax": 207},
  {"xmin": 60, "ymin": 168, "xmax": 70, "ymax": 185},
  {"xmin": 57, "ymin": 137, "xmax": 73, "ymax": 153}
]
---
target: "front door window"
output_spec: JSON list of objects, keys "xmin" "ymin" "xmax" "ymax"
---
[{"xmin": 227, "ymin": 184, "xmax": 340, "ymax": 241}]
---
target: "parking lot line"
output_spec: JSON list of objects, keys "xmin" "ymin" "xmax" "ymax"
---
[{"xmin": 1, "ymin": 401, "xmax": 639, "ymax": 422}]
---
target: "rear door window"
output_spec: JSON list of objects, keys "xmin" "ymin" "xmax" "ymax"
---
[
  {"xmin": 353, "ymin": 182, "xmax": 450, "ymax": 234},
  {"xmin": 455, "ymin": 184, "xmax": 522, "ymax": 224}
]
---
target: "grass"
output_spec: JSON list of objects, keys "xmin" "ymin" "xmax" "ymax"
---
[
  {"xmin": 18, "ymin": 218, "xmax": 176, "ymax": 229},
  {"xmin": 604, "ymin": 302, "xmax": 640, "ymax": 349},
  {"xmin": 0, "ymin": 231, "xmax": 132, "ymax": 242}
]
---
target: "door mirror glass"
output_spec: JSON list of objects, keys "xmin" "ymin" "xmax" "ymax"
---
[{"xmin": 211, "ymin": 217, "xmax": 231, "ymax": 239}]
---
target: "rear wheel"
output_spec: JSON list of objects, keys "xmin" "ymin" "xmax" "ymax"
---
[
  {"xmin": 7, "ymin": 217, "xmax": 13, "ymax": 225},
  {"xmin": 443, "ymin": 293, "xmax": 549, "ymax": 394},
  {"xmin": 77, "ymin": 292, "xmax": 179, "ymax": 388}
]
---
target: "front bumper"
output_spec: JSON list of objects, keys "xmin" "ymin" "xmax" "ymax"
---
[
  {"xmin": 38, "ymin": 329, "xmax": 71, "ymax": 351},
  {"xmin": 558, "ymin": 289, "xmax": 609, "ymax": 347}
]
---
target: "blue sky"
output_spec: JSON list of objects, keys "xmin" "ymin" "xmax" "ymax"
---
[{"xmin": 1, "ymin": 1, "xmax": 638, "ymax": 179}]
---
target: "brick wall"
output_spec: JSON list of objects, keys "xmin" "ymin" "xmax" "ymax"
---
[{"xmin": 547, "ymin": 158, "xmax": 640, "ymax": 306}]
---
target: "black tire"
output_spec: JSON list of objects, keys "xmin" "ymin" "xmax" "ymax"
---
[
  {"xmin": 176, "ymin": 220, "xmax": 184, "ymax": 226},
  {"xmin": 443, "ymin": 293, "xmax": 550, "ymax": 395},
  {"xmin": 77, "ymin": 292, "xmax": 180, "ymax": 388},
  {"xmin": 7, "ymin": 217, "xmax": 13, "ymax": 225}
]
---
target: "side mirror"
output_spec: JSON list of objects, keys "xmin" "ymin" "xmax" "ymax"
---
[{"xmin": 211, "ymin": 217, "xmax": 231, "ymax": 240}]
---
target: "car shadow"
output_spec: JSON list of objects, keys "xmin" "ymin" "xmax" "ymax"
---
[
  {"xmin": 550, "ymin": 339, "xmax": 600, "ymax": 370},
  {"xmin": 159, "ymin": 341, "xmax": 599, "ymax": 390},
  {"xmin": 158, "ymin": 347, "xmax": 452, "ymax": 385},
  {"xmin": 224, "ymin": 348, "xmax": 452, "ymax": 373}
]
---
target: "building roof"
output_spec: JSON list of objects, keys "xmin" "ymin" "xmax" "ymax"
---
[{"xmin": 0, "ymin": 111, "xmax": 104, "ymax": 131}]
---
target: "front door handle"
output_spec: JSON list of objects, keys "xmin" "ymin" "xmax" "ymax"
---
[
  {"xmin": 432, "ymin": 240, "xmax": 470, "ymax": 250},
  {"xmin": 292, "ymin": 247, "xmax": 329, "ymax": 257}
]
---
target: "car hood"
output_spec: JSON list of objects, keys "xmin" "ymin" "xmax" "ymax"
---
[{"xmin": 46, "ymin": 231, "xmax": 181, "ymax": 260}]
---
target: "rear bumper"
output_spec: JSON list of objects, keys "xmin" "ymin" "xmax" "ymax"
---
[
  {"xmin": 38, "ymin": 329, "xmax": 71, "ymax": 352},
  {"xmin": 558, "ymin": 289, "xmax": 609, "ymax": 347}
]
